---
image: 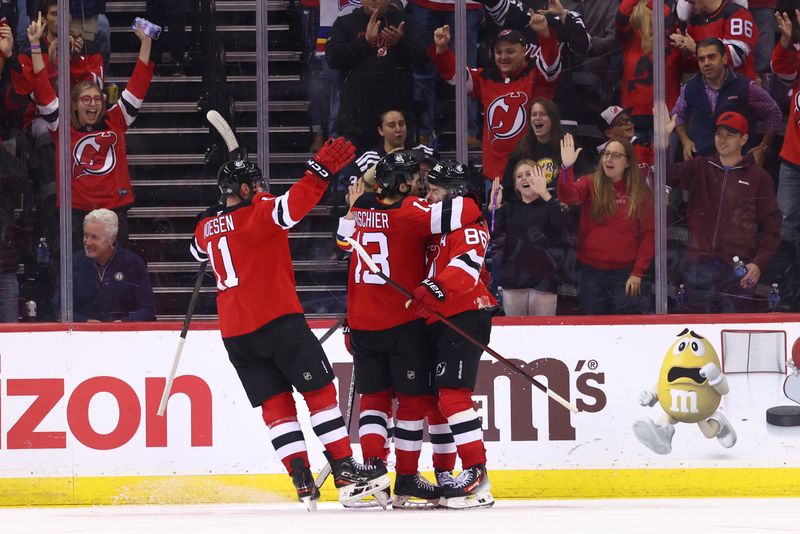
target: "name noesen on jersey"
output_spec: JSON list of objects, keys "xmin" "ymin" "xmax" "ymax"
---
[
  {"xmin": 353, "ymin": 210, "xmax": 390, "ymax": 229},
  {"xmin": 204, "ymin": 214, "xmax": 236, "ymax": 238}
]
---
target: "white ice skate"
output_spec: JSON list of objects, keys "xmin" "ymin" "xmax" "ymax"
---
[
  {"xmin": 710, "ymin": 411, "xmax": 737, "ymax": 448},
  {"xmin": 326, "ymin": 454, "xmax": 392, "ymax": 509},
  {"xmin": 633, "ymin": 418, "xmax": 675, "ymax": 455}
]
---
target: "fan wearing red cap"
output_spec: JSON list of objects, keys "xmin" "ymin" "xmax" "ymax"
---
[{"xmin": 664, "ymin": 104, "xmax": 782, "ymax": 313}]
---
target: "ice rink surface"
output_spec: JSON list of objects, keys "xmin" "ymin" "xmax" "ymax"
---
[{"xmin": 3, "ymin": 498, "xmax": 800, "ymax": 534}]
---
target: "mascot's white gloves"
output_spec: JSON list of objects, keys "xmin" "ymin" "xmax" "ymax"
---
[
  {"xmin": 639, "ymin": 390, "xmax": 658, "ymax": 407},
  {"xmin": 700, "ymin": 362, "xmax": 724, "ymax": 386}
]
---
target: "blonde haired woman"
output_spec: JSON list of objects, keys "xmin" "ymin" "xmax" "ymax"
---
[{"xmin": 558, "ymin": 134, "xmax": 654, "ymax": 315}]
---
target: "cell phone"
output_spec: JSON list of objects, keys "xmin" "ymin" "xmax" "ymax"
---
[{"xmin": 132, "ymin": 17, "xmax": 161, "ymax": 40}]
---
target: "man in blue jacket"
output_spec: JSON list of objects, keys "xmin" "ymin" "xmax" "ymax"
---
[{"xmin": 74, "ymin": 208, "xmax": 156, "ymax": 322}]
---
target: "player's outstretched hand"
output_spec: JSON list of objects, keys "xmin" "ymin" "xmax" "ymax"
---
[{"xmin": 306, "ymin": 137, "xmax": 356, "ymax": 181}]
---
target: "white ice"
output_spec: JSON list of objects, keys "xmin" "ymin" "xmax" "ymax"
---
[{"xmin": 2, "ymin": 498, "xmax": 800, "ymax": 534}]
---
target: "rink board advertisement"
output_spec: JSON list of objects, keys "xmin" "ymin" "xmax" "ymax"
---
[{"xmin": 1, "ymin": 317, "xmax": 800, "ymax": 505}]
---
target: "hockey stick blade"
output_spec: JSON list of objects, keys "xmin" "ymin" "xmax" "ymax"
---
[
  {"xmin": 206, "ymin": 110, "xmax": 241, "ymax": 160},
  {"xmin": 345, "ymin": 237, "xmax": 579, "ymax": 414},
  {"xmin": 157, "ymin": 261, "xmax": 208, "ymax": 416}
]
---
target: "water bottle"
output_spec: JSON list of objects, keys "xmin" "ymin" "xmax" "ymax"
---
[
  {"xmin": 768, "ymin": 283, "xmax": 780, "ymax": 311},
  {"xmin": 676, "ymin": 283, "xmax": 686, "ymax": 309},
  {"xmin": 36, "ymin": 237, "xmax": 50, "ymax": 265},
  {"xmin": 732, "ymin": 256, "xmax": 747, "ymax": 278}
]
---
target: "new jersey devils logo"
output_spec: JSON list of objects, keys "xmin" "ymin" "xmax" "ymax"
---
[
  {"xmin": 487, "ymin": 92, "xmax": 528, "ymax": 143},
  {"xmin": 73, "ymin": 131, "xmax": 119, "ymax": 179}
]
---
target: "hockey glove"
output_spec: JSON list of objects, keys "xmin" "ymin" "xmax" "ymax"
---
[
  {"xmin": 406, "ymin": 278, "xmax": 446, "ymax": 319},
  {"xmin": 342, "ymin": 320, "xmax": 352, "ymax": 355},
  {"xmin": 306, "ymin": 137, "xmax": 356, "ymax": 181}
]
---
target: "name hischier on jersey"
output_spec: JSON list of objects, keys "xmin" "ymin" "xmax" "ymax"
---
[{"xmin": 353, "ymin": 210, "xmax": 390, "ymax": 229}]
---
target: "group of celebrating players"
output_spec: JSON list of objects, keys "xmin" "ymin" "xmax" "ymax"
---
[{"xmin": 190, "ymin": 136, "xmax": 495, "ymax": 511}]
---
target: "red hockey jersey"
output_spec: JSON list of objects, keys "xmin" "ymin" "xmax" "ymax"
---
[
  {"xmin": 191, "ymin": 172, "xmax": 330, "ymax": 338},
  {"xmin": 337, "ymin": 194, "xmax": 482, "ymax": 331},
  {"xmin": 33, "ymin": 59, "xmax": 153, "ymax": 211},
  {"xmin": 423, "ymin": 219, "xmax": 496, "ymax": 324},
  {"xmin": 685, "ymin": 0, "xmax": 758, "ymax": 81},
  {"xmin": 772, "ymin": 41, "xmax": 800, "ymax": 167},
  {"xmin": 430, "ymin": 29, "xmax": 561, "ymax": 181}
]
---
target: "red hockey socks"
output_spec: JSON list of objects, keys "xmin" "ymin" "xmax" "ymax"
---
[
  {"xmin": 358, "ymin": 389, "xmax": 393, "ymax": 462},
  {"xmin": 427, "ymin": 403, "xmax": 456, "ymax": 472},
  {"xmin": 395, "ymin": 393, "xmax": 433, "ymax": 476},
  {"xmin": 261, "ymin": 391, "xmax": 308, "ymax": 474},
  {"xmin": 438, "ymin": 387, "xmax": 486, "ymax": 468},
  {"xmin": 302, "ymin": 382, "xmax": 352, "ymax": 461}
]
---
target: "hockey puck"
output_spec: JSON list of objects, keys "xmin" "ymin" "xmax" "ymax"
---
[{"xmin": 766, "ymin": 406, "xmax": 800, "ymax": 426}]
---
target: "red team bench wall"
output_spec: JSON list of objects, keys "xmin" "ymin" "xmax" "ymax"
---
[{"xmin": 1, "ymin": 315, "xmax": 799, "ymax": 505}]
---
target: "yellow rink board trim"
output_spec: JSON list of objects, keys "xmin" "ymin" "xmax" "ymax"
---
[{"xmin": 2, "ymin": 468, "xmax": 800, "ymax": 506}]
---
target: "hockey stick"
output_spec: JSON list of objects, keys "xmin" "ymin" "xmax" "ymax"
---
[
  {"xmin": 157, "ymin": 260, "xmax": 208, "ymax": 416},
  {"xmin": 345, "ymin": 237, "xmax": 579, "ymax": 414},
  {"xmin": 206, "ymin": 109, "xmax": 244, "ymax": 159}
]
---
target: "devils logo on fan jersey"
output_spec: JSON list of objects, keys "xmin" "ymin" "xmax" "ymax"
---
[
  {"xmin": 73, "ymin": 131, "xmax": 119, "ymax": 179},
  {"xmin": 795, "ymin": 91, "xmax": 800, "ymax": 124},
  {"xmin": 486, "ymin": 92, "xmax": 528, "ymax": 143}
]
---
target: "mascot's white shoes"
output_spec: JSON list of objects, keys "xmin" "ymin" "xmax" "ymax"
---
[
  {"xmin": 711, "ymin": 411, "xmax": 737, "ymax": 448},
  {"xmin": 633, "ymin": 418, "xmax": 675, "ymax": 455}
]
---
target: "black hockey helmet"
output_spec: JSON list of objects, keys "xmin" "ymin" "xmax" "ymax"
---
[
  {"xmin": 217, "ymin": 158, "xmax": 264, "ymax": 201},
  {"xmin": 374, "ymin": 151, "xmax": 420, "ymax": 196},
  {"xmin": 427, "ymin": 159, "xmax": 470, "ymax": 199}
]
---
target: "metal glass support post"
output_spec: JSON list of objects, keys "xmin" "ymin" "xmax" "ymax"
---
[
  {"xmin": 57, "ymin": 0, "xmax": 73, "ymax": 321},
  {"xmin": 454, "ymin": 0, "xmax": 468, "ymax": 162},
  {"xmin": 653, "ymin": 0, "xmax": 668, "ymax": 314},
  {"xmin": 256, "ymin": 0, "xmax": 271, "ymax": 189}
]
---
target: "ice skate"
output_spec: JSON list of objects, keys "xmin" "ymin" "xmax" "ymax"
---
[
  {"xmin": 392, "ymin": 472, "xmax": 442, "ymax": 509},
  {"xmin": 435, "ymin": 469, "xmax": 457, "ymax": 490},
  {"xmin": 633, "ymin": 418, "xmax": 675, "ymax": 455},
  {"xmin": 341, "ymin": 458, "xmax": 392, "ymax": 509},
  {"xmin": 325, "ymin": 452, "xmax": 391, "ymax": 509},
  {"xmin": 289, "ymin": 458, "xmax": 319, "ymax": 512},
  {"xmin": 710, "ymin": 411, "xmax": 737, "ymax": 448},
  {"xmin": 441, "ymin": 464, "xmax": 494, "ymax": 509}
]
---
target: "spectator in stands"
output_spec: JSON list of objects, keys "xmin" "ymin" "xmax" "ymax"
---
[
  {"xmin": 411, "ymin": 0, "xmax": 483, "ymax": 149},
  {"xmin": 353, "ymin": 109, "xmax": 435, "ymax": 179},
  {"xmin": 489, "ymin": 159, "xmax": 570, "ymax": 316},
  {"xmin": 326, "ymin": 0, "xmax": 427, "ymax": 151},
  {"xmin": 672, "ymin": 37, "xmax": 782, "ymax": 163},
  {"xmin": 430, "ymin": 23, "xmax": 560, "ymax": 190},
  {"xmin": 616, "ymin": 0, "xmax": 682, "ymax": 142},
  {"xmin": 671, "ymin": 0, "xmax": 759, "ymax": 80},
  {"xmin": 666, "ymin": 111, "xmax": 781, "ymax": 313},
  {"xmin": 479, "ymin": 0, "xmax": 591, "ymax": 130},
  {"xmin": 501, "ymin": 97, "xmax": 595, "ymax": 201},
  {"xmin": 771, "ymin": 9, "xmax": 800, "ymax": 308},
  {"xmin": 69, "ymin": 0, "xmax": 111, "ymax": 69},
  {"xmin": 558, "ymin": 133, "xmax": 655, "ymax": 315},
  {"xmin": 73, "ymin": 208, "xmax": 156, "ymax": 322},
  {"xmin": 751, "ymin": 0, "xmax": 779, "ymax": 79},
  {"xmin": 28, "ymin": 14, "xmax": 154, "ymax": 252},
  {"xmin": 0, "ymin": 25, "xmax": 31, "ymax": 323},
  {"xmin": 597, "ymin": 105, "xmax": 654, "ymax": 175}
]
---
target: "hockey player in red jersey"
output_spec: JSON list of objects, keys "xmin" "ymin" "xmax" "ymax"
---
[
  {"xmin": 190, "ymin": 138, "xmax": 391, "ymax": 511},
  {"xmin": 336, "ymin": 152, "xmax": 483, "ymax": 508},
  {"xmin": 407, "ymin": 161, "xmax": 496, "ymax": 509}
]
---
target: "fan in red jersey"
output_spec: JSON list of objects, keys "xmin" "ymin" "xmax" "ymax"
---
[
  {"xmin": 336, "ymin": 151, "xmax": 483, "ymax": 508},
  {"xmin": 190, "ymin": 137, "xmax": 391, "ymax": 511},
  {"xmin": 407, "ymin": 160, "xmax": 497, "ymax": 509}
]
